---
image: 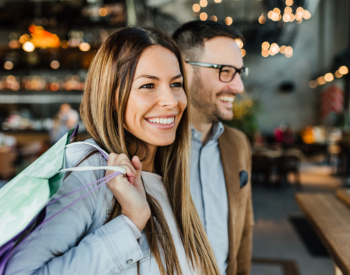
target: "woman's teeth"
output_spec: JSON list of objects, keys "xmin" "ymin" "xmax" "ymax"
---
[
  {"xmin": 147, "ymin": 117, "xmax": 175, "ymax": 125},
  {"xmin": 218, "ymin": 96, "xmax": 235, "ymax": 103}
]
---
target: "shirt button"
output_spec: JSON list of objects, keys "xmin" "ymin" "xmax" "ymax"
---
[{"xmin": 126, "ymin": 259, "xmax": 133, "ymax": 264}]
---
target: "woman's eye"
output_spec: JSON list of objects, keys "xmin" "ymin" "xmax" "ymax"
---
[
  {"xmin": 140, "ymin": 83, "xmax": 155, "ymax": 89},
  {"xmin": 171, "ymin": 82, "xmax": 183, "ymax": 88}
]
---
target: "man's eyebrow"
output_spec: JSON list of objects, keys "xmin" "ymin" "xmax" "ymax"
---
[{"xmin": 134, "ymin": 74, "xmax": 183, "ymax": 81}]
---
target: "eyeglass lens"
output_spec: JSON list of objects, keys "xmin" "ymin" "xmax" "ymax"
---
[{"xmin": 220, "ymin": 66, "xmax": 249, "ymax": 82}]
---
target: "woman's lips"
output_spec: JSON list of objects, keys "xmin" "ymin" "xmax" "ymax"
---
[{"xmin": 145, "ymin": 119, "xmax": 175, "ymax": 129}]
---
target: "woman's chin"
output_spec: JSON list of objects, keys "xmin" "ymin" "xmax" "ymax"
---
[{"xmin": 145, "ymin": 136, "xmax": 176, "ymax": 147}]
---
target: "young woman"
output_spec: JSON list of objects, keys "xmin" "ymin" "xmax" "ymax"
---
[{"xmin": 5, "ymin": 27, "xmax": 220, "ymax": 275}]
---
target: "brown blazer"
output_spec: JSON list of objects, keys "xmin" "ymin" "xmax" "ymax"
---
[{"xmin": 218, "ymin": 125, "xmax": 254, "ymax": 275}]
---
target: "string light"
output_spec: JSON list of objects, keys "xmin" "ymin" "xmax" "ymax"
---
[
  {"xmin": 339, "ymin": 66, "xmax": 349, "ymax": 75},
  {"xmin": 23, "ymin": 41, "xmax": 35, "ymax": 52},
  {"xmin": 235, "ymin": 39, "xmax": 244, "ymax": 49},
  {"xmin": 241, "ymin": 49, "xmax": 246, "ymax": 57},
  {"xmin": 259, "ymin": 14, "xmax": 266, "ymax": 24},
  {"xmin": 280, "ymin": 45, "xmax": 286, "ymax": 54},
  {"xmin": 199, "ymin": 0, "xmax": 208, "ymax": 7},
  {"xmin": 225, "ymin": 17, "xmax": 233, "ymax": 25},
  {"xmin": 324, "ymin": 73, "xmax": 334, "ymax": 82},
  {"xmin": 210, "ymin": 15, "xmax": 217, "ymax": 21},
  {"xmin": 262, "ymin": 50, "xmax": 269, "ymax": 57},
  {"xmin": 309, "ymin": 80, "xmax": 317, "ymax": 88},
  {"xmin": 4, "ymin": 61, "xmax": 13, "ymax": 70},
  {"xmin": 317, "ymin": 76, "xmax": 326, "ymax": 85},
  {"xmin": 79, "ymin": 42, "xmax": 91, "ymax": 51},
  {"xmin": 262, "ymin": 42, "xmax": 270, "ymax": 50},
  {"xmin": 99, "ymin": 8, "xmax": 108, "ymax": 17},
  {"xmin": 200, "ymin": 12, "xmax": 208, "ymax": 21},
  {"xmin": 193, "ymin": 4, "xmax": 200, "ymax": 12},
  {"xmin": 60, "ymin": 40, "xmax": 69, "ymax": 49},
  {"xmin": 214, "ymin": 0, "xmax": 221, "ymax": 3},
  {"xmin": 286, "ymin": 0, "xmax": 293, "ymax": 6},
  {"xmin": 335, "ymin": 71, "xmax": 343, "ymax": 78},
  {"xmin": 50, "ymin": 60, "xmax": 60, "ymax": 69}
]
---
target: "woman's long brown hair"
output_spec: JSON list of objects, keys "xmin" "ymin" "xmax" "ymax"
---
[{"xmin": 79, "ymin": 26, "xmax": 220, "ymax": 275}]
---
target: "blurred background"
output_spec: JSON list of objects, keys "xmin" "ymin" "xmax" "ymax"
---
[{"xmin": 0, "ymin": 0, "xmax": 350, "ymax": 274}]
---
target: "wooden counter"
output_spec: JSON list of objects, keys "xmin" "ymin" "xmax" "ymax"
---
[{"xmin": 296, "ymin": 193, "xmax": 350, "ymax": 275}]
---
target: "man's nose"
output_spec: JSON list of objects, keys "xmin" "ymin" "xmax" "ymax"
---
[
  {"xmin": 159, "ymin": 86, "xmax": 178, "ymax": 108},
  {"xmin": 227, "ymin": 73, "xmax": 244, "ymax": 94}
]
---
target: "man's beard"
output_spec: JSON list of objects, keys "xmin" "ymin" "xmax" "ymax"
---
[{"xmin": 190, "ymin": 71, "xmax": 233, "ymax": 123}]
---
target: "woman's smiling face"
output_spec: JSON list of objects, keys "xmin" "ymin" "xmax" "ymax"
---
[{"xmin": 123, "ymin": 45, "xmax": 187, "ymax": 147}]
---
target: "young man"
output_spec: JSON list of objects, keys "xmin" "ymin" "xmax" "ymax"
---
[{"xmin": 173, "ymin": 21, "xmax": 254, "ymax": 275}]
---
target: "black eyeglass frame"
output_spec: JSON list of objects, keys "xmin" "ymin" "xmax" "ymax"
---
[{"xmin": 185, "ymin": 61, "xmax": 249, "ymax": 82}]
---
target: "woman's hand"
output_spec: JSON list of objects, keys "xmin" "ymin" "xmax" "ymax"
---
[{"xmin": 105, "ymin": 153, "xmax": 150, "ymax": 231}]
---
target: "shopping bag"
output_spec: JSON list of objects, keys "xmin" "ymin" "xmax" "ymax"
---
[{"xmin": 0, "ymin": 126, "xmax": 125, "ymax": 274}]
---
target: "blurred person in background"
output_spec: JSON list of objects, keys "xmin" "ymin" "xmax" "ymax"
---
[
  {"xmin": 173, "ymin": 21, "xmax": 254, "ymax": 275},
  {"xmin": 50, "ymin": 103, "xmax": 79, "ymax": 144}
]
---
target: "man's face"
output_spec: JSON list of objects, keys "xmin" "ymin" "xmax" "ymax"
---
[{"xmin": 187, "ymin": 36, "xmax": 245, "ymax": 122}]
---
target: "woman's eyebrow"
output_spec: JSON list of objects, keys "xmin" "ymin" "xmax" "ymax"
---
[
  {"xmin": 135, "ymin": 75, "xmax": 159, "ymax": 80},
  {"xmin": 134, "ymin": 74, "xmax": 183, "ymax": 81}
]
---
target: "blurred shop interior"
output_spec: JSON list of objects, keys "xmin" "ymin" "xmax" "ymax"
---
[{"xmin": 1, "ymin": 0, "xmax": 350, "ymax": 274}]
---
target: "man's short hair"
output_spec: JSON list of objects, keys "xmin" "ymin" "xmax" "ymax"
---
[{"xmin": 172, "ymin": 20, "xmax": 244, "ymax": 61}]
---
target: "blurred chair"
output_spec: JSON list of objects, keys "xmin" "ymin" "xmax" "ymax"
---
[
  {"xmin": 252, "ymin": 154, "xmax": 271, "ymax": 186},
  {"xmin": 276, "ymin": 155, "xmax": 301, "ymax": 189}
]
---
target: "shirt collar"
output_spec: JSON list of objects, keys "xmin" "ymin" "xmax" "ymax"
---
[{"xmin": 191, "ymin": 122, "xmax": 225, "ymax": 143}]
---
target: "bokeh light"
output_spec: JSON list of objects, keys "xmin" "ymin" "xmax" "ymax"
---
[
  {"xmin": 60, "ymin": 40, "xmax": 69, "ymax": 49},
  {"xmin": 286, "ymin": 0, "xmax": 293, "ymax": 6},
  {"xmin": 259, "ymin": 14, "xmax": 266, "ymax": 24},
  {"xmin": 241, "ymin": 49, "xmax": 246, "ymax": 57},
  {"xmin": 262, "ymin": 50, "xmax": 269, "ymax": 57},
  {"xmin": 262, "ymin": 42, "xmax": 270, "ymax": 50},
  {"xmin": 23, "ymin": 41, "xmax": 35, "ymax": 52},
  {"xmin": 324, "ymin": 73, "xmax": 334, "ymax": 82},
  {"xmin": 4, "ymin": 61, "xmax": 14, "ymax": 70},
  {"xmin": 193, "ymin": 3, "xmax": 200, "ymax": 12},
  {"xmin": 225, "ymin": 16, "xmax": 233, "ymax": 25},
  {"xmin": 303, "ymin": 10, "xmax": 311, "ymax": 20},
  {"xmin": 200, "ymin": 12, "xmax": 208, "ymax": 21},
  {"xmin": 210, "ymin": 15, "xmax": 217, "ymax": 21},
  {"xmin": 50, "ymin": 60, "xmax": 60, "ymax": 69},
  {"xmin": 99, "ymin": 8, "xmax": 108, "ymax": 17},
  {"xmin": 309, "ymin": 80, "xmax": 317, "ymax": 88},
  {"xmin": 235, "ymin": 39, "xmax": 244, "ymax": 49},
  {"xmin": 317, "ymin": 76, "xmax": 326, "ymax": 85},
  {"xmin": 335, "ymin": 70, "xmax": 343, "ymax": 78},
  {"xmin": 273, "ymin": 8, "xmax": 281, "ymax": 14},
  {"xmin": 214, "ymin": 0, "xmax": 222, "ymax": 3},
  {"xmin": 280, "ymin": 45, "xmax": 286, "ymax": 54},
  {"xmin": 200, "ymin": 0, "xmax": 208, "ymax": 7},
  {"xmin": 339, "ymin": 66, "xmax": 349, "ymax": 75},
  {"xmin": 79, "ymin": 42, "xmax": 91, "ymax": 51}
]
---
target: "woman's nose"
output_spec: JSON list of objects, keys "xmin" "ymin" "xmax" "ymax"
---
[{"xmin": 159, "ymin": 86, "xmax": 178, "ymax": 108}]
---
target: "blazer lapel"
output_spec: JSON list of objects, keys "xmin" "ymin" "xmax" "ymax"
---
[{"xmin": 218, "ymin": 126, "xmax": 241, "ymax": 261}]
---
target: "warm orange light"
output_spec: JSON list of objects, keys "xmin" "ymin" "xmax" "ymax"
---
[
  {"xmin": 200, "ymin": 12, "xmax": 208, "ymax": 21},
  {"xmin": 280, "ymin": 45, "xmax": 286, "ymax": 54},
  {"xmin": 324, "ymin": 73, "xmax": 334, "ymax": 82},
  {"xmin": 296, "ymin": 7, "xmax": 304, "ymax": 15},
  {"xmin": 79, "ymin": 42, "xmax": 91, "ymax": 51},
  {"xmin": 50, "ymin": 83, "xmax": 59, "ymax": 91},
  {"xmin": 283, "ymin": 14, "xmax": 291, "ymax": 22},
  {"xmin": 23, "ymin": 41, "xmax": 35, "ymax": 52},
  {"xmin": 60, "ymin": 40, "xmax": 69, "ymax": 49},
  {"xmin": 262, "ymin": 50, "xmax": 269, "ymax": 57},
  {"xmin": 50, "ymin": 60, "xmax": 60, "ymax": 69},
  {"xmin": 286, "ymin": 0, "xmax": 293, "ymax": 6},
  {"xmin": 28, "ymin": 24, "xmax": 60, "ymax": 49},
  {"xmin": 335, "ymin": 70, "xmax": 343, "ymax": 78},
  {"xmin": 285, "ymin": 46, "xmax": 293, "ymax": 55},
  {"xmin": 9, "ymin": 40, "xmax": 21, "ymax": 49},
  {"xmin": 235, "ymin": 39, "xmax": 244, "ymax": 49},
  {"xmin": 289, "ymin": 14, "xmax": 295, "ymax": 21},
  {"xmin": 317, "ymin": 76, "xmax": 326, "ymax": 85},
  {"xmin": 193, "ymin": 4, "xmax": 200, "ymax": 12},
  {"xmin": 99, "ymin": 8, "xmax": 108, "ymax": 17},
  {"xmin": 210, "ymin": 15, "xmax": 217, "ymax": 21},
  {"xmin": 269, "ymin": 48, "xmax": 275, "ymax": 56},
  {"xmin": 303, "ymin": 10, "xmax": 311, "ymax": 19},
  {"xmin": 259, "ymin": 15, "xmax": 266, "ymax": 24},
  {"xmin": 19, "ymin": 34, "xmax": 30, "ymax": 44},
  {"xmin": 285, "ymin": 52, "xmax": 293, "ymax": 58},
  {"xmin": 271, "ymin": 12, "xmax": 279, "ymax": 21},
  {"xmin": 295, "ymin": 14, "xmax": 303, "ymax": 21},
  {"xmin": 4, "ymin": 61, "xmax": 13, "ymax": 70},
  {"xmin": 339, "ymin": 66, "xmax": 349, "ymax": 75},
  {"xmin": 214, "ymin": 0, "xmax": 222, "ymax": 3},
  {"xmin": 225, "ymin": 16, "xmax": 233, "ymax": 25},
  {"xmin": 262, "ymin": 42, "xmax": 270, "ymax": 50},
  {"xmin": 241, "ymin": 49, "xmax": 246, "ymax": 57},
  {"xmin": 309, "ymin": 80, "xmax": 317, "ymax": 88},
  {"xmin": 273, "ymin": 8, "xmax": 281, "ymax": 14},
  {"xmin": 268, "ymin": 11, "xmax": 273, "ymax": 19},
  {"xmin": 270, "ymin": 43, "xmax": 280, "ymax": 54},
  {"xmin": 200, "ymin": 0, "xmax": 208, "ymax": 7},
  {"xmin": 284, "ymin": 7, "xmax": 292, "ymax": 13},
  {"xmin": 7, "ymin": 75, "xmax": 15, "ymax": 83}
]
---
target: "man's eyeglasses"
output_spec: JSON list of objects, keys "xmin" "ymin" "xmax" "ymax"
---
[{"xmin": 185, "ymin": 61, "xmax": 249, "ymax": 82}]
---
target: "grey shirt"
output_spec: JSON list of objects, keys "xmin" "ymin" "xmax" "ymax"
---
[{"xmin": 190, "ymin": 122, "xmax": 229, "ymax": 275}]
